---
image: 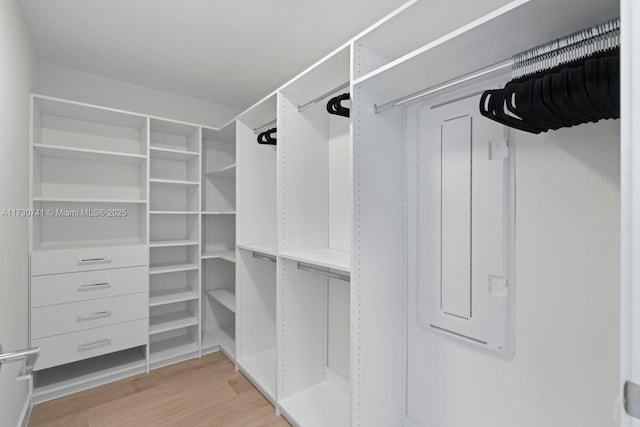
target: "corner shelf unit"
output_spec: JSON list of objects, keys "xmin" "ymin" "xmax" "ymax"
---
[
  {"xmin": 201, "ymin": 124, "xmax": 237, "ymax": 361},
  {"xmin": 148, "ymin": 118, "xmax": 202, "ymax": 369}
]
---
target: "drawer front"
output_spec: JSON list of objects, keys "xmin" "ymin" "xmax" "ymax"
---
[
  {"xmin": 32, "ymin": 319, "xmax": 148, "ymax": 371},
  {"xmin": 31, "ymin": 266, "xmax": 148, "ymax": 307},
  {"xmin": 31, "ymin": 293, "xmax": 148, "ymax": 339},
  {"xmin": 31, "ymin": 245, "xmax": 148, "ymax": 276}
]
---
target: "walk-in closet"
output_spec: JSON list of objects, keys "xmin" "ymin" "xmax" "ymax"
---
[{"xmin": 1, "ymin": 0, "xmax": 638, "ymax": 426}]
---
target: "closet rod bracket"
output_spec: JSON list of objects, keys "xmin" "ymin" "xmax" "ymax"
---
[{"xmin": 625, "ymin": 381, "xmax": 640, "ymax": 419}]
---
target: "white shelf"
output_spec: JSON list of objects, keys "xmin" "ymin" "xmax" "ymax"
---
[
  {"xmin": 34, "ymin": 143, "xmax": 146, "ymax": 164},
  {"xmin": 355, "ymin": 0, "xmax": 618, "ymax": 100},
  {"xmin": 149, "ymin": 311, "xmax": 199, "ymax": 335},
  {"xmin": 149, "ymin": 261, "xmax": 199, "ymax": 275},
  {"xmin": 150, "ymin": 146, "xmax": 199, "ymax": 161},
  {"xmin": 34, "ymin": 197, "xmax": 146, "ymax": 204},
  {"xmin": 202, "ymin": 324, "xmax": 235, "ymax": 359},
  {"xmin": 206, "ymin": 163, "xmax": 236, "ymax": 178},
  {"xmin": 149, "ymin": 239, "xmax": 199, "ymax": 248},
  {"xmin": 202, "ymin": 211, "xmax": 236, "ymax": 215},
  {"xmin": 149, "ymin": 334, "xmax": 198, "ymax": 365},
  {"xmin": 150, "ymin": 289, "xmax": 199, "ymax": 307},
  {"xmin": 201, "ymin": 250, "xmax": 236, "ymax": 263},
  {"xmin": 237, "ymin": 242, "xmax": 278, "ymax": 257},
  {"xmin": 150, "ymin": 178, "xmax": 199, "ymax": 186},
  {"xmin": 279, "ymin": 379, "xmax": 351, "ymax": 427},
  {"xmin": 238, "ymin": 349, "xmax": 277, "ymax": 403},
  {"xmin": 149, "ymin": 211, "xmax": 199, "ymax": 215},
  {"xmin": 207, "ymin": 288, "xmax": 236, "ymax": 313},
  {"xmin": 33, "ymin": 347, "xmax": 147, "ymax": 404},
  {"xmin": 279, "ymin": 248, "xmax": 351, "ymax": 273}
]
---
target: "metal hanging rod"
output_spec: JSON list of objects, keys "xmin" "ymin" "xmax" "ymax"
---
[
  {"xmin": 253, "ymin": 119, "xmax": 277, "ymax": 134},
  {"xmin": 374, "ymin": 59, "xmax": 512, "ymax": 113},
  {"xmin": 253, "ymin": 251, "xmax": 276, "ymax": 263},
  {"xmin": 297, "ymin": 262, "xmax": 350, "ymax": 282},
  {"xmin": 375, "ymin": 18, "xmax": 620, "ymax": 114},
  {"xmin": 298, "ymin": 81, "xmax": 350, "ymax": 112},
  {"xmin": 0, "ymin": 345, "xmax": 40, "ymax": 380}
]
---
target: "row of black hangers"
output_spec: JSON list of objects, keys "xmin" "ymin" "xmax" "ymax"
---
[
  {"xmin": 480, "ymin": 19, "xmax": 619, "ymax": 134},
  {"xmin": 255, "ymin": 92, "xmax": 351, "ymax": 144},
  {"xmin": 257, "ymin": 127, "xmax": 277, "ymax": 145},
  {"xmin": 327, "ymin": 93, "xmax": 350, "ymax": 117}
]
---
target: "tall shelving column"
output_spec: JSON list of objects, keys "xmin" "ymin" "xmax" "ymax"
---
[
  {"xmin": 235, "ymin": 94, "xmax": 279, "ymax": 404},
  {"xmin": 29, "ymin": 95, "xmax": 150, "ymax": 403},
  {"xmin": 276, "ymin": 45, "xmax": 352, "ymax": 427},
  {"xmin": 201, "ymin": 125, "xmax": 237, "ymax": 360},
  {"xmin": 148, "ymin": 119, "xmax": 201, "ymax": 369}
]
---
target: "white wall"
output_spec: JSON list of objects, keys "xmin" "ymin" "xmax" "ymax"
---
[
  {"xmin": 36, "ymin": 62, "xmax": 239, "ymax": 128},
  {"xmin": 0, "ymin": 0, "xmax": 36, "ymax": 425}
]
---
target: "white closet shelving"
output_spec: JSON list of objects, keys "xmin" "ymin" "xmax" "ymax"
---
[
  {"xmin": 29, "ymin": 95, "xmax": 150, "ymax": 403},
  {"xmin": 351, "ymin": 0, "xmax": 622, "ymax": 426},
  {"xmin": 31, "ymin": 96, "xmax": 148, "ymax": 250},
  {"xmin": 148, "ymin": 119, "xmax": 202, "ymax": 369},
  {"xmin": 236, "ymin": 94, "xmax": 279, "ymax": 403},
  {"xmin": 201, "ymin": 125, "xmax": 237, "ymax": 360},
  {"xmin": 276, "ymin": 45, "xmax": 352, "ymax": 427}
]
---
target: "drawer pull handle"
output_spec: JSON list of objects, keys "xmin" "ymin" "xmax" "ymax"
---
[
  {"xmin": 77, "ymin": 310, "xmax": 112, "ymax": 321},
  {"xmin": 78, "ymin": 257, "xmax": 111, "ymax": 265},
  {"xmin": 77, "ymin": 337, "xmax": 112, "ymax": 351},
  {"xmin": 77, "ymin": 282, "xmax": 111, "ymax": 291}
]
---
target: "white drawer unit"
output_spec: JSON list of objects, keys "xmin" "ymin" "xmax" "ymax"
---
[
  {"xmin": 31, "ymin": 293, "xmax": 148, "ymax": 339},
  {"xmin": 31, "ymin": 244, "xmax": 148, "ymax": 276},
  {"xmin": 31, "ymin": 266, "xmax": 148, "ymax": 307},
  {"xmin": 32, "ymin": 318, "xmax": 148, "ymax": 371}
]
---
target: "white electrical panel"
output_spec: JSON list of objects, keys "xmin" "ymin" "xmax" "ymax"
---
[{"xmin": 414, "ymin": 94, "xmax": 515, "ymax": 357}]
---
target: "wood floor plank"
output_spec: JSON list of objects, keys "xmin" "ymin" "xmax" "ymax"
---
[{"xmin": 29, "ymin": 353, "xmax": 290, "ymax": 427}]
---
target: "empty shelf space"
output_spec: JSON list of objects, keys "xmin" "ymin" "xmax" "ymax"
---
[
  {"xmin": 201, "ymin": 250, "xmax": 236, "ymax": 262},
  {"xmin": 150, "ymin": 289, "xmax": 199, "ymax": 307},
  {"xmin": 149, "ymin": 239, "xmax": 199, "ymax": 248},
  {"xmin": 149, "ymin": 311, "xmax": 198, "ymax": 335},
  {"xmin": 149, "ymin": 261, "xmax": 199, "ymax": 275},
  {"xmin": 237, "ymin": 242, "xmax": 278, "ymax": 257},
  {"xmin": 206, "ymin": 163, "xmax": 236, "ymax": 178},
  {"xmin": 202, "ymin": 211, "xmax": 236, "ymax": 215},
  {"xmin": 206, "ymin": 288, "xmax": 236, "ymax": 313},
  {"xmin": 279, "ymin": 248, "xmax": 351, "ymax": 273},
  {"xmin": 33, "ymin": 347, "xmax": 147, "ymax": 404},
  {"xmin": 238, "ymin": 349, "xmax": 276, "ymax": 402},
  {"xmin": 150, "ymin": 147, "xmax": 199, "ymax": 161},
  {"xmin": 150, "ymin": 178, "xmax": 199, "ymax": 186},
  {"xmin": 34, "ymin": 197, "xmax": 146, "ymax": 204},
  {"xmin": 34, "ymin": 144, "xmax": 146, "ymax": 163},
  {"xmin": 202, "ymin": 324, "xmax": 235, "ymax": 359},
  {"xmin": 149, "ymin": 334, "xmax": 198, "ymax": 365},
  {"xmin": 279, "ymin": 379, "xmax": 351, "ymax": 427}
]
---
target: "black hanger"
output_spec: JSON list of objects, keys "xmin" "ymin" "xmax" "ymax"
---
[
  {"xmin": 257, "ymin": 127, "xmax": 277, "ymax": 145},
  {"xmin": 327, "ymin": 93, "xmax": 350, "ymax": 117},
  {"xmin": 480, "ymin": 88, "xmax": 542, "ymax": 134}
]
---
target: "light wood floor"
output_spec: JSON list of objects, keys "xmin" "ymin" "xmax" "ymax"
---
[{"xmin": 29, "ymin": 353, "xmax": 290, "ymax": 427}]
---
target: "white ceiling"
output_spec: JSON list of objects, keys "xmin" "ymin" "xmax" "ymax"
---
[{"xmin": 19, "ymin": 0, "xmax": 408, "ymax": 111}]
